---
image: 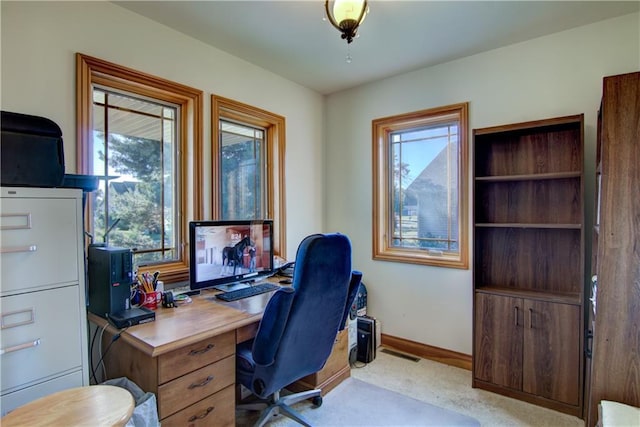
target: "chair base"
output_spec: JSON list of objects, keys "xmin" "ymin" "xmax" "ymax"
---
[{"xmin": 237, "ymin": 388, "xmax": 322, "ymax": 427}]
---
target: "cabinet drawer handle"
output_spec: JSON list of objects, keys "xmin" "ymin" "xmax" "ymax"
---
[
  {"xmin": 188, "ymin": 375, "xmax": 214, "ymax": 389},
  {"xmin": 0, "ymin": 245, "xmax": 37, "ymax": 254},
  {"xmin": 529, "ymin": 308, "xmax": 533, "ymax": 329},
  {"xmin": 0, "ymin": 338, "xmax": 41, "ymax": 355},
  {"xmin": 188, "ymin": 406, "xmax": 214, "ymax": 421},
  {"xmin": 2, "ymin": 308, "xmax": 36, "ymax": 329},
  {"xmin": 514, "ymin": 306, "xmax": 519, "ymax": 326},
  {"xmin": 585, "ymin": 329, "xmax": 594, "ymax": 358},
  {"xmin": 189, "ymin": 344, "xmax": 214, "ymax": 356},
  {"xmin": 0, "ymin": 213, "xmax": 32, "ymax": 230}
]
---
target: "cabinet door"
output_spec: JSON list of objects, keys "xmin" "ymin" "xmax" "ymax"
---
[
  {"xmin": 523, "ymin": 300, "xmax": 580, "ymax": 405},
  {"xmin": 474, "ymin": 293, "xmax": 523, "ymax": 389}
]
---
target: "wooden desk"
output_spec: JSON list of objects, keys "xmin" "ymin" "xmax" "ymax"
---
[
  {"xmin": 89, "ymin": 286, "xmax": 349, "ymax": 426},
  {"xmin": 1, "ymin": 385, "xmax": 134, "ymax": 427}
]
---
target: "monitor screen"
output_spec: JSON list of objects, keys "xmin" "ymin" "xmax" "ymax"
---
[{"xmin": 189, "ymin": 220, "xmax": 274, "ymax": 291}]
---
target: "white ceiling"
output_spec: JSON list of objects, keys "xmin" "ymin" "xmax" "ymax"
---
[{"xmin": 114, "ymin": 1, "xmax": 639, "ymax": 95}]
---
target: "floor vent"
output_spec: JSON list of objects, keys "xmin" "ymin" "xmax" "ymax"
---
[{"xmin": 380, "ymin": 348, "xmax": 420, "ymax": 362}]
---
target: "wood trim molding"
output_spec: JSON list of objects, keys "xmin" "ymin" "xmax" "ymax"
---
[
  {"xmin": 211, "ymin": 95, "xmax": 287, "ymax": 258},
  {"xmin": 381, "ymin": 333, "xmax": 472, "ymax": 371},
  {"xmin": 75, "ymin": 53, "xmax": 203, "ymax": 283},
  {"xmin": 371, "ymin": 102, "xmax": 469, "ymax": 269}
]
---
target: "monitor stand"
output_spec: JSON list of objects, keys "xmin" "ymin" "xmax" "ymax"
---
[{"xmin": 214, "ymin": 282, "xmax": 250, "ymax": 292}]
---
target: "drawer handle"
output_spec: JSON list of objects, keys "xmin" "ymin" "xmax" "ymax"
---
[
  {"xmin": 0, "ymin": 213, "xmax": 32, "ymax": 230},
  {"xmin": 0, "ymin": 245, "xmax": 37, "ymax": 254},
  {"xmin": 2, "ymin": 307, "xmax": 36, "ymax": 329},
  {"xmin": 189, "ymin": 344, "xmax": 215, "ymax": 356},
  {"xmin": 188, "ymin": 406, "xmax": 214, "ymax": 422},
  {"xmin": 0, "ymin": 338, "xmax": 41, "ymax": 355},
  {"xmin": 188, "ymin": 375, "xmax": 214, "ymax": 389}
]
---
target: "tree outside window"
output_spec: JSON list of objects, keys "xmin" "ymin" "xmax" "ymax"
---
[{"xmin": 91, "ymin": 89, "xmax": 178, "ymax": 265}]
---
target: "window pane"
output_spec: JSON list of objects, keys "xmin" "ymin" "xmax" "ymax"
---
[
  {"xmin": 391, "ymin": 123, "xmax": 459, "ymax": 252},
  {"xmin": 219, "ymin": 120, "xmax": 265, "ymax": 219},
  {"xmin": 90, "ymin": 89, "xmax": 179, "ymax": 267}
]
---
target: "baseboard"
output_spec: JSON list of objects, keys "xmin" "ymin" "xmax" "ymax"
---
[
  {"xmin": 381, "ymin": 333, "xmax": 472, "ymax": 371},
  {"xmin": 473, "ymin": 378, "xmax": 582, "ymax": 418}
]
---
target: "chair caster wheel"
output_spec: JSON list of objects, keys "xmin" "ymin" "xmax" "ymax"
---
[{"xmin": 311, "ymin": 396, "xmax": 323, "ymax": 407}]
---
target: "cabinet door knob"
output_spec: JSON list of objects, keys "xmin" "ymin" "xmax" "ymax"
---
[
  {"xmin": 188, "ymin": 375, "xmax": 214, "ymax": 389},
  {"xmin": 0, "ymin": 338, "xmax": 41, "ymax": 355},
  {"xmin": 529, "ymin": 308, "xmax": 534, "ymax": 329},
  {"xmin": 188, "ymin": 406, "xmax": 214, "ymax": 422},
  {"xmin": 0, "ymin": 245, "xmax": 37, "ymax": 254},
  {"xmin": 188, "ymin": 343, "xmax": 215, "ymax": 356}
]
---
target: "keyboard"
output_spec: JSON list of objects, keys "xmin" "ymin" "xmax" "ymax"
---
[{"xmin": 215, "ymin": 282, "xmax": 280, "ymax": 302}]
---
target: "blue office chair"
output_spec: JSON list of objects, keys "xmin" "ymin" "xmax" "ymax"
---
[{"xmin": 236, "ymin": 233, "xmax": 362, "ymax": 426}]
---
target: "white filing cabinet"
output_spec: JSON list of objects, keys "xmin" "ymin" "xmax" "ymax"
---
[{"xmin": 0, "ymin": 187, "xmax": 89, "ymax": 416}]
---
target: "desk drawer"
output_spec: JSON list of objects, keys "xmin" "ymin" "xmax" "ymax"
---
[
  {"xmin": 158, "ymin": 355, "xmax": 235, "ymax": 419},
  {"xmin": 1, "ymin": 286, "xmax": 83, "ymax": 392},
  {"xmin": 1, "ymin": 197, "xmax": 79, "ymax": 293},
  {"xmin": 158, "ymin": 331, "xmax": 235, "ymax": 383},
  {"xmin": 161, "ymin": 383, "xmax": 235, "ymax": 427}
]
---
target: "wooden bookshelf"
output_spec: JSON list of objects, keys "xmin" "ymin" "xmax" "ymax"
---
[{"xmin": 472, "ymin": 115, "xmax": 585, "ymax": 417}]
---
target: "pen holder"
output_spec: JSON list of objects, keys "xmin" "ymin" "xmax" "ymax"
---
[{"xmin": 142, "ymin": 291, "xmax": 161, "ymax": 310}]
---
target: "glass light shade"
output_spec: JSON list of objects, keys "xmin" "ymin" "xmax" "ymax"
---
[{"xmin": 332, "ymin": 0, "xmax": 367, "ymax": 25}]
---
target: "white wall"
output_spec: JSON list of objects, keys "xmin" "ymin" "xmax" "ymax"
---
[
  {"xmin": 325, "ymin": 12, "xmax": 639, "ymax": 354},
  {"xmin": 0, "ymin": 1, "xmax": 325, "ymax": 258}
]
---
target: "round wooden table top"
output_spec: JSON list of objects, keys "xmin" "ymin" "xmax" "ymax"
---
[{"xmin": 1, "ymin": 385, "xmax": 135, "ymax": 427}]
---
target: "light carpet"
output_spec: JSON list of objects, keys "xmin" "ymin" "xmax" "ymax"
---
[
  {"xmin": 239, "ymin": 377, "xmax": 480, "ymax": 426},
  {"xmin": 298, "ymin": 377, "xmax": 479, "ymax": 426},
  {"xmin": 238, "ymin": 350, "xmax": 585, "ymax": 426},
  {"xmin": 351, "ymin": 350, "xmax": 584, "ymax": 427}
]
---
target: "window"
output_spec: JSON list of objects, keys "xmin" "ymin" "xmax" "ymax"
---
[
  {"xmin": 219, "ymin": 120, "xmax": 265, "ymax": 219},
  {"xmin": 211, "ymin": 96, "xmax": 286, "ymax": 257},
  {"xmin": 372, "ymin": 103, "xmax": 469, "ymax": 269},
  {"xmin": 76, "ymin": 53, "xmax": 203, "ymax": 282}
]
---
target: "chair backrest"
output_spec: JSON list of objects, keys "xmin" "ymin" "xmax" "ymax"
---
[{"xmin": 250, "ymin": 233, "xmax": 357, "ymax": 397}]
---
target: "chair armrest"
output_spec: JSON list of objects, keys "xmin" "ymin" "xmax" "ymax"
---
[
  {"xmin": 339, "ymin": 270, "xmax": 363, "ymax": 331},
  {"xmin": 252, "ymin": 287, "xmax": 295, "ymax": 366}
]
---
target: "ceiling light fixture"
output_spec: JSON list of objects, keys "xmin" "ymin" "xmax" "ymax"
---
[{"xmin": 324, "ymin": 0, "xmax": 369, "ymax": 45}]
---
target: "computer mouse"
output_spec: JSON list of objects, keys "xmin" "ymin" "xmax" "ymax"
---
[{"xmin": 279, "ymin": 278, "xmax": 292, "ymax": 284}]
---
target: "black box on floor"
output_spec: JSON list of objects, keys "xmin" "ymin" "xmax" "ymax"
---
[{"xmin": 357, "ymin": 316, "xmax": 376, "ymax": 363}]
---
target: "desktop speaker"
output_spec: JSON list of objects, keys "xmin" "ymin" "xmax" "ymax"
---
[{"xmin": 87, "ymin": 244, "xmax": 134, "ymax": 318}]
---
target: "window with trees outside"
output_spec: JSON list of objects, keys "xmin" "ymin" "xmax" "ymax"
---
[
  {"xmin": 211, "ymin": 96, "xmax": 287, "ymax": 257},
  {"xmin": 372, "ymin": 103, "xmax": 469, "ymax": 269},
  {"xmin": 76, "ymin": 54, "xmax": 203, "ymax": 282}
]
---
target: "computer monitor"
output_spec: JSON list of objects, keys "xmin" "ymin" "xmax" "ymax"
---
[{"xmin": 189, "ymin": 220, "xmax": 274, "ymax": 292}]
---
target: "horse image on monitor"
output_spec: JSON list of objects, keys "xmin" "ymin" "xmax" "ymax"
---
[{"xmin": 222, "ymin": 235, "xmax": 254, "ymax": 275}]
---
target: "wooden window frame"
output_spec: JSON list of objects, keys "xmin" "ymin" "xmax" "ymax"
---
[
  {"xmin": 76, "ymin": 53, "xmax": 203, "ymax": 283},
  {"xmin": 211, "ymin": 95, "xmax": 287, "ymax": 258},
  {"xmin": 372, "ymin": 102, "xmax": 469, "ymax": 269}
]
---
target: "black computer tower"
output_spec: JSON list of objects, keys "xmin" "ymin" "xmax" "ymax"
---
[
  {"xmin": 357, "ymin": 316, "xmax": 376, "ymax": 363},
  {"xmin": 87, "ymin": 245, "xmax": 134, "ymax": 318}
]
